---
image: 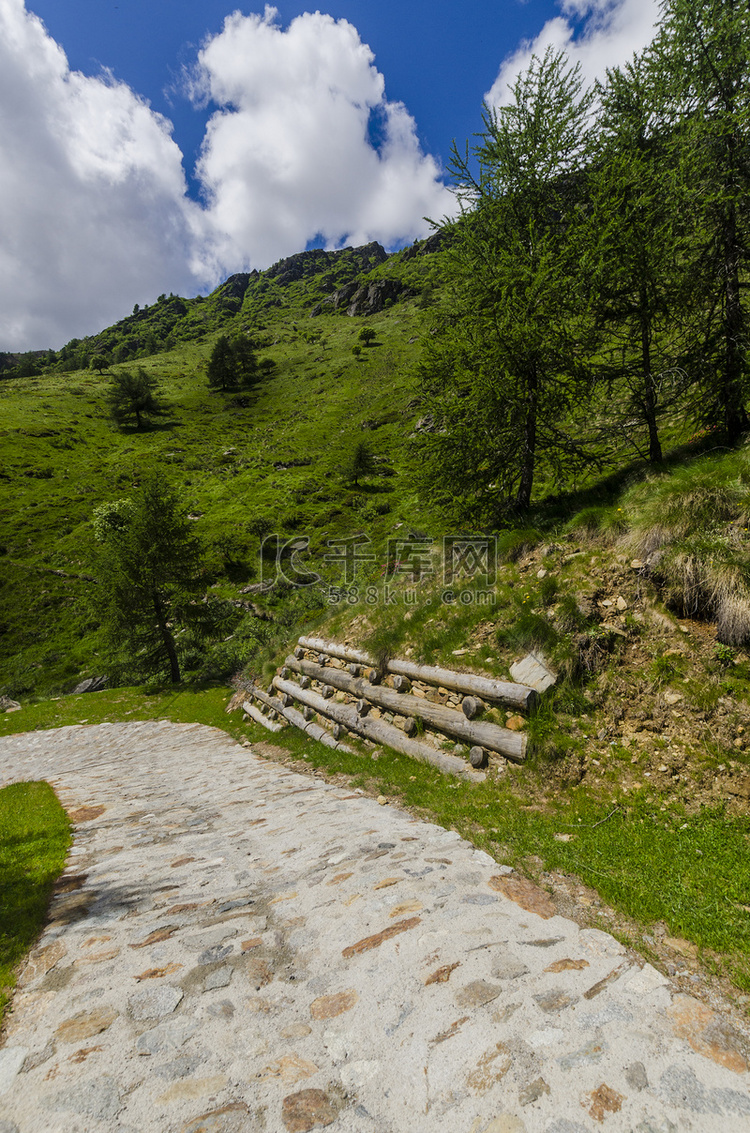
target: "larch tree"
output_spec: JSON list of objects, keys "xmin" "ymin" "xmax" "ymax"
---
[{"xmin": 416, "ymin": 49, "xmax": 596, "ymax": 519}]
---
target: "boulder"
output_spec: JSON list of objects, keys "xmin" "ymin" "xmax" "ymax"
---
[
  {"xmin": 0, "ymin": 696, "xmax": 21, "ymax": 713},
  {"xmin": 72, "ymin": 676, "xmax": 108, "ymax": 695}
]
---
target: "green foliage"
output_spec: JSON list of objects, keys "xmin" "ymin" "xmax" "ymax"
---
[
  {"xmin": 107, "ymin": 367, "xmax": 165, "ymax": 430},
  {"xmin": 416, "ymin": 49, "xmax": 597, "ymax": 520},
  {"xmin": 92, "ymin": 476, "xmax": 229, "ymax": 683},
  {"xmin": 340, "ymin": 440, "xmax": 378, "ymax": 488},
  {"xmin": 0, "ymin": 782, "xmax": 71, "ymax": 1023},
  {"xmin": 358, "ymin": 327, "xmax": 376, "ymax": 346},
  {"xmin": 89, "ymin": 354, "xmax": 109, "ymax": 374}
]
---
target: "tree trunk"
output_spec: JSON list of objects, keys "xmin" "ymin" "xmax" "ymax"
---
[
  {"xmin": 640, "ymin": 301, "xmax": 662, "ymax": 462},
  {"xmin": 515, "ymin": 365, "xmax": 538, "ymax": 510},
  {"xmin": 152, "ymin": 589, "xmax": 180, "ymax": 683},
  {"xmin": 721, "ymin": 197, "xmax": 748, "ymax": 441}
]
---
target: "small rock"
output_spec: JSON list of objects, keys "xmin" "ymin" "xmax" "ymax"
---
[
  {"xmin": 0, "ymin": 697, "xmax": 21, "ymax": 713},
  {"xmin": 519, "ymin": 1077, "xmax": 550, "ymax": 1106},
  {"xmin": 505, "ymin": 715, "xmax": 526, "ymax": 732},
  {"xmin": 616, "ymin": 596, "xmax": 628, "ymax": 611},
  {"xmin": 455, "ymin": 979, "xmax": 502, "ymax": 1008},
  {"xmin": 625, "ymin": 1061, "xmax": 649, "ymax": 1090},
  {"xmin": 0, "ymin": 1049, "xmax": 27, "ymax": 1095},
  {"xmin": 129, "ymin": 985, "xmax": 183, "ymax": 1021},
  {"xmin": 204, "ymin": 967, "xmax": 233, "ymax": 991},
  {"xmin": 377, "ymin": 796, "xmax": 387, "ymax": 805}
]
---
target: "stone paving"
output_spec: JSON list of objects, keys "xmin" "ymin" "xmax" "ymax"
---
[{"xmin": 1, "ymin": 721, "xmax": 749, "ymax": 1133}]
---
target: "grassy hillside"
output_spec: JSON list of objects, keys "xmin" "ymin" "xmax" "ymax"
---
[{"xmin": 0, "ymin": 240, "xmax": 443, "ymax": 696}]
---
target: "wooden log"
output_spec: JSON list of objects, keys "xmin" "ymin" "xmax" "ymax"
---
[
  {"xmin": 388, "ymin": 659, "xmax": 536, "ymax": 712},
  {"xmin": 348, "ymin": 663, "xmax": 361, "ymax": 677},
  {"xmin": 469, "ymin": 746, "xmax": 487, "ymax": 768},
  {"xmin": 317, "ymin": 653, "xmax": 328, "ymax": 666},
  {"xmin": 247, "ymin": 687, "xmax": 354, "ymax": 754},
  {"xmin": 294, "ymin": 646, "xmax": 305, "ymax": 659},
  {"xmin": 403, "ymin": 717, "xmax": 417, "ymax": 737},
  {"xmin": 392, "ymin": 674, "xmax": 411, "ymax": 693},
  {"xmin": 321, "ymin": 685, "xmax": 335, "ymax": 700},
  {"xmin": 280, "ymin": 666, "xmax": 290, "ymax": 680},
  {"xmin": 298, "ymin": 635, "xmax": 372, "ymax": 666},
  {"xmin": 332, "ymin": 724, "xmax": 345, "ymax": 741},
  {"xmin": 284, "ymin": 656, "xmax": 526, "ymax": 762},
  {"xmin": 367, "ymin": 669, "xmax": 382, "ymax": 685},
  {"xmin": 462, "ymin": 696, "xmax": 484, "ymax": 720},
  {"xmin": 356, "ymin": 699, "xmax": 371, "ymax": 717},
  {"xmin": 281, "ymin": 693, "xmax": 294, "ymax": 708},
  {"xmin": 299, "ymin": 676, "xmax": 311, "ymax": 690},
  {"xmin": 273, "ymin": 676, "xmax": 484, "ymax": 781},
  {"xmin": 243, "ymin": 701, "xmax": 284, "ymax": 733},
  {"xmin": 303, "ymin": 706, "xmax": 314, "ymax": 721},
  {"xmin": 297, "ymin": 634, "xmax": 536, "ymax": 711}
]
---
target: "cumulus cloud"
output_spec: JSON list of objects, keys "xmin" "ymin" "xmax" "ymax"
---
[
  {"xmin": 190, "ymin": 7, "xmax": 453, "ymax": 280},
  {"xmin": 485, "ymin": 0, "xmax": 660, "ymax": 107},
  {"xmin": 1, "ymin": 1, "xmax": 452, "ymax": 350},
  {"xmin": 0, "ymin": 0, "xmax": 204, "ymax": 349}
]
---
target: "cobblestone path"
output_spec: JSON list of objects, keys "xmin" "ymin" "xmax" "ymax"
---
[{"xmin": 0, "ymin": 722, "xmax": 749, "ymax": 1132}]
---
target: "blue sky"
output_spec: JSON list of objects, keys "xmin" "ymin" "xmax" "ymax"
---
[{"xmin": 1, "ymin": 0, "xmax": 659, "ymax": 349}]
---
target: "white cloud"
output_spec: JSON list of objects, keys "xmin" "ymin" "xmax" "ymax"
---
[
  {"xmin": 485, "ymin": 0, "xmax": 660, "ymax": 108},
  {"xmin": 0, "ymin": 1, "xmax": 452, "ymax": 350},
  {"xmin": 190, "ymin": 6, "xmax": 453, "ymax": 280},
  {"xmin": 0, "ymin": 0, "xmax": 205, "ymax": 349}
]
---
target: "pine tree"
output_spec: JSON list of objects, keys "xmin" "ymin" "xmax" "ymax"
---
[
  {"xmin": 92, "ymin": 478, "xmax": 207, "ymax": 683},
  {"xmin": 417, "ymin": 49, "xmax": 595, "ymax": 518},
  {"xmin": 585, "ymin": 57, "xmax": 690, "ymax": 463},
  {"xmin": 652, "ymin": 0, "xmax": 750, "ymax": 440},
  {"xmin": 107, "ymin": 367, "xmax": 165, "ymax": 430}
]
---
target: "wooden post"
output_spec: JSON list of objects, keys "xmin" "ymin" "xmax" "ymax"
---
[{"xmin": 247, "ymin": 687, "xmax": 354, "ymax": 754}]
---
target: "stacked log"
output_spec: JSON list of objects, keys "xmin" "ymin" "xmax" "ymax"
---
[{"xmin": 242, "ymin": 634, "xmax": 538, "ymax": 781}]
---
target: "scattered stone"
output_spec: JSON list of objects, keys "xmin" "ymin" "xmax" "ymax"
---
[
  {"xmin": 135, "ymin": 963, "xmax": 183, "ymax": 981},
  {"xmin": 310, "ymin": 989, "xmax": 358, "ymax": 1019},
  {"xmin": 533, "ymin": 989, "xmax": 576, "ymax": 1013},
  {"xmin": 342, "ymin": 916, "xmax": 420, "ymax": 958},
  {"xmin": 204, "ymin": 966, "xmax": 233, "ymax": 991},
  {"xmin": 0, "ymin": 1049, "xmax": 27, "ymax": 1095},
  {"xmin": 490, "ymin": 954, "xmax": 529, "ymax": 980},
  {"xmin": 505, "ymin": 715, "xmax": 526, "ymax": 732},
  {"xmin": 558, "ymin": 1039, "xmax": 607, "ymax": 1071},
  {"xmin": 509, "ymin": 653, "xmax": 556, "ymax": 693},
  {"xmin": 625, "ymin": 1062, "xmax": 649, "ymax": 1091},
  {"xmin": 545, "ymin": 958, "xmax": 589, "ymax": 973},
  {"xmin": 68, "ymin": 804, "xmax": 105, "ymax": 823},
  {"xmin": 425, "ymin": 962, "xmax": 460, "ymax": 985},
  {"xmin": 180, "ymin": 1102, "xmax": 252, "ymax": 1133},
  {"xmin": 455, "ymin": 980, "xmax": 502, "ymax": 1008},
  {"xmin": 135, "ymin": 1017, "xmax": 199, "ymax": 1055},
  {"xmin": 43, "ymin": 1076, "xmax": 122, "ymax": 1121},
  {"xmin": 129, "ymin": 985, "xmax": 183, "ymax": 1021},
  {"xmin": 584, "ymin": 1083, "xmax": 624, "ymax": 1122},
  {"xmin": 157, "ymin": 1076, "xmax": 228, "ymax": 1104},
  {"xmin": 72, "ymin": 677, "xmax": 108, "ymax": 694},
  {"xmin": 281, "ymin": 1088, "xmax": 337, "ymax": 1131},
  {"xmin": 0, "ymin": 697, "xmax": 21, "ymax": 713},
  {"xmin": 519, "ymin": 1077, "xmax": 550, "ymax": 1106},
  {"xmin": 259, "ymin": 1054, "xmax": 319, "ymax": 1084},
  {"xmin": 488, "ymin": 874, "xmax": 556, "ymax": 919},
  {"xmin": 54, "ymin": 1007, "xmax": 118, "ymax": 1044},
  {"xmin": 583, "ymin": 962, "xmax": 629, "ymax": 999},
  {"xmin": 19, "ymin": 940, "xmax": 66, "ymax": 985}
]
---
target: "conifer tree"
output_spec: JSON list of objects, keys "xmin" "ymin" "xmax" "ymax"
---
[
  {"xmin": 652, "ymin": 0, "xmax": 750, "ymax": 441},
  {"xmin": 417, "ymin": 49, "xmax": 595, "ymax": 518}
]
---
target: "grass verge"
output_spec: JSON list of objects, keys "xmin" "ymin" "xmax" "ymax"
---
[{"xmin": 0, "ymin": 782, "xmax": 71, "ymax": 1026}]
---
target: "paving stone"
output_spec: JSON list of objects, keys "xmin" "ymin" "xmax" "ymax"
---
[
  {"xmin": 204, "ymin": 966, "xmax": 233, "ymax": 991},
  {"xmin": 2, "ymin": 720, "xmax": 749, "ymax": 1133},
  {"xmin": 135, "ymin": 1017, "xmax": 199, "ymax": 1055},
  {"xmin": 0, "ymin": 1049, "xmax": 27, "ymax": 1095},
  {"xmin": 129, "ymin": 984, "xmax": 183, "ymax": 1020},
  {"xmin": 43, "ymin": 1075, "xmax": 123, "ymax": 1121}
]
